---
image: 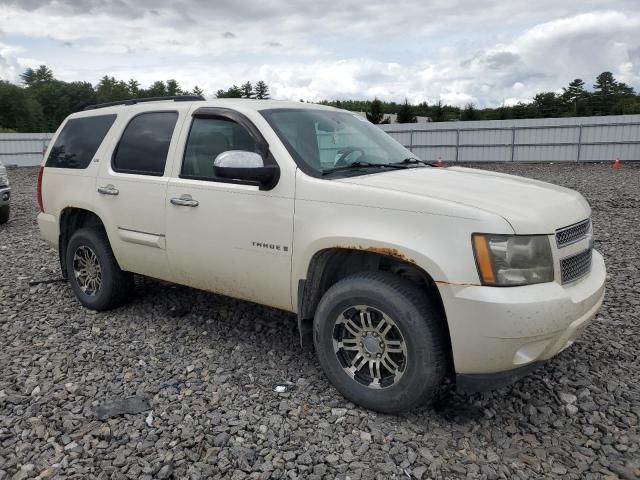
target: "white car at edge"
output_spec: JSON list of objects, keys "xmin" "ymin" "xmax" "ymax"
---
[
  {"xmin": 0, "ymin": 160, "xmax": 10, "ymax": 224},
  {"xmin": 37, "ymin": 97, "xmax": 606, "ymax": 412}
]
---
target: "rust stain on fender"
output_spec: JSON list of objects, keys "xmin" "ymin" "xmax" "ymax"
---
[{"xmin": 335, "ymin": 245, "xmax": 416, "ymax": 264}]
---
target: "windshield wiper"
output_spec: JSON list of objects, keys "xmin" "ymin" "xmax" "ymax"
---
[
  {"xmin": 395, "ymin": 157, "xmax": 436, "ymax": 167},
  {"xmin": 322, "ymin": 161, "xmax": 408, "ymax": 176}
]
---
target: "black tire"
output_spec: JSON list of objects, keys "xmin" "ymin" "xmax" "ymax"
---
[
  {"xmin": 313, "ymin": 271, "xmax": 448, "ymax": 413},
  {"xmin": 0, "ymin": 205, "xmax": 9, "ymax": 224},
  {"xmin": 65, "ymin": 227, "xmax": 133, "ymax": 310}
]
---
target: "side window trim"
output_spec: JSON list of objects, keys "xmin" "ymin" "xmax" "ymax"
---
[
  {"xmin": 191, "ymin": 107, "xmax": 271, "ymax": 159},
  {"xmin": 111, "ymin": 110, "xmax": 179, "ymax": 177},
  {"xmin": 178, "ymin": 108, "xmax": 279, "ymax": 189}
]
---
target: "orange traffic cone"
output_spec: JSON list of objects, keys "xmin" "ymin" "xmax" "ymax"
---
[
  {"xmin": 612, "ymin": 157, "xmax": 621, "ymax": 169},
  {"xmin": 436, "ymin": 157, "xmax": 444, "ymax": 167}
]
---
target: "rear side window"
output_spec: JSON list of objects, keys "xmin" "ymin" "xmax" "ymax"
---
[
  {"xmin": 46, "ymin": 114, "xmax": 116, "ymax": 169},
  {"xmin": 112, "ymin": 112, "xmax": 178, "ymax": 176}
]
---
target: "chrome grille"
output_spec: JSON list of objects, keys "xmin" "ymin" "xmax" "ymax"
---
[
  {"xmin": 560, "ymin": 249, "xmax": 592, "ymax": 284},
  {"xmin": 556, "ymin": 219, "xmax": 591, "ymax": 248}
]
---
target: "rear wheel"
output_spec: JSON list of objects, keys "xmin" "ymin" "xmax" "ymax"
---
[
  {"xmin": 313, "ymin": 271, "xmax": 448, "ymax": 413},
  {"xmin": 66, "ymin": 228, "xmax": 133, "ymax": 310},
  {"xmin": 0, "ymin": 205, "xmax": 9, "ymax": 224}
]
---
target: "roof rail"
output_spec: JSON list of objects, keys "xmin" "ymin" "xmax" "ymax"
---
[{"xmin": 83, "ymin": 95, "xmax": 205, "ymax": 111}]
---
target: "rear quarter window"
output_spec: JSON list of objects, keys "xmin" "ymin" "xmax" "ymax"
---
[{"xmin": 46, "ymin": 114, "xmax": 117, "ymax": 169}]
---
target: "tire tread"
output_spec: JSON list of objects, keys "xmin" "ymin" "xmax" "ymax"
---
[
  {"xmin": 314, "ymin": 271, "xmax": 449, "ymax": 412},
  {"xmin": 66, "ymin": 227, "xmax": 133, "ymax": 310}
]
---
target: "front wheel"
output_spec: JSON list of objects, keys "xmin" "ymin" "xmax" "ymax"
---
[
  {"xmin": 313, "ymin": 272, "xmax": 448, "ymax": 413},
  {"xmin": 65, "ymin": 228, "xmax": 133, "ymax": 310}
]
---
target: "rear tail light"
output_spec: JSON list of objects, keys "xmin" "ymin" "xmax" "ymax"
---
[{"xmin": 37, "ymin": 166, "xmax": 44, "ymax": 212}]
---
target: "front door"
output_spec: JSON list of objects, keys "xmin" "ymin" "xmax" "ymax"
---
[{"xmin": 165, "ymin": 110, "xmax": 295, "ymax": 310}]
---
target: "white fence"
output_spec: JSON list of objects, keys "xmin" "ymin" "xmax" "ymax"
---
[
  {"xmin": 380, "ymin": 114, "xmax": 640, "ymax": 162},
  {"xmin": 2, "ymin": 114, "xmax": 640, "ymax": 166},
  {"xmin": 0, "ymin": 133, "xmax": 53, "ymax": 167}
]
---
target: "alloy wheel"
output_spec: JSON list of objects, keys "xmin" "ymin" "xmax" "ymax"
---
[
  {"xmin": 73, "ymin": 245, "xmax": 102, "ymax": 296},
  {"xmin": 332, "ymin": 305, "xmax": 408, "ymax": 389}
]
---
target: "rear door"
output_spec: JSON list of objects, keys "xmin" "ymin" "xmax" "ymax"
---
[
  {"xmin": 94, "ymin": 109, "xmax": 186, "ymax": 281},
  {"xmin": 165, "ymin": 107, "xmax": 295, "ymax": 310}
]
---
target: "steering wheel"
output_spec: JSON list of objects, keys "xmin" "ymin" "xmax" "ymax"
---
[{"xmin": 335, "ymin": 147, "xmax": 365, "ymax": 167}]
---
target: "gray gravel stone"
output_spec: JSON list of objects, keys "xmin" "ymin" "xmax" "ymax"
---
[
  {"xmin": 156, "ymin": 464, "xmax": 173, "ymax": 479},
  {"xmin": 560, "ymin": 392, "xmax": 578, "ymax": 404},
  {"xmin": 1, "ymin": 164, "xmax": 639, "ymax": 479}
]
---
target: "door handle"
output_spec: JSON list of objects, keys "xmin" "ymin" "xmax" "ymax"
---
[
  {"xmin": 97, "ymin": 184, "xmax": 119, "ymax": 195},
  {"xmin": 170, "ymin": 194, "xmax": 199, "ymax": 207}
]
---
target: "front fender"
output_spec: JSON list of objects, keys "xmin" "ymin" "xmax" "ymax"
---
[{"xmin": 291, "ymin": 205, "xmax": 511, "ymax": 309}]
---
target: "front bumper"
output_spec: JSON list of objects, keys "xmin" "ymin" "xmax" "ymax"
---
[
  {"xmin": 439, "ymin": 249, "xmax": 606, "ymax": 379},
  {"xmin": 0, "ymin": 187, "xmax": 9, "ymax": 206}
]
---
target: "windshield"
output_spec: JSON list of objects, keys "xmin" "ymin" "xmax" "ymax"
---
[{"xmin": 261, "ymin": 108, "xmax": 417, "ymax": 176}]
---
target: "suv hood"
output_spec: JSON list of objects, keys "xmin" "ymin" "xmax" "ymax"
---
[{"xmin": 336, "ymin": 166, "xmax": 590, "ymax": 234}]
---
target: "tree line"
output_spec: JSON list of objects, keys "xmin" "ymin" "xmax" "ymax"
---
[
  {"xmin": 0, "ymin": 66, "xmax": 270, "ymax": 132},
  {"xmin": 215, "ymin": 80, "xmax": 270, "ymax": 99},
  {"xmin": 1, "ymin": 66, "xmax": 638, "ymax": 132},
  {"xmin": 322, "ymin": 72, "xmax": 640, "ymax": 124}
]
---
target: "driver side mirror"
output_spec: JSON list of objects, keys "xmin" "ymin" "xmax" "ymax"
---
[{"xmin": 213, "ymin": 151, "xmax": 279, "ymax": 189}]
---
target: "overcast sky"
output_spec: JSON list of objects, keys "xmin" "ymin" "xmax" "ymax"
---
[{"xmin": 0, "ymin": 0, "xmax": 639, "ymax": 107}]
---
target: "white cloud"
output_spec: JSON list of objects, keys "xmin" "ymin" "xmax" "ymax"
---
[
  {"xmin": 0, "ymin": 43, "xmax": 26, "ymax": 82},
  {"xmin": 0, "ymin": 2, "xmax": 638, "ymax": 107}
]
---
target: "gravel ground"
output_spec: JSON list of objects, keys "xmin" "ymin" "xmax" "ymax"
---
[{"xmin": 1, "ymin": 163, "xmax": 639, "ymax": 480}]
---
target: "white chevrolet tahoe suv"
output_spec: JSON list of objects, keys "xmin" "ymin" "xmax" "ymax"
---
[{"xmin": 37, "ymin": 96, "xmax": 606, "ymax": 413}]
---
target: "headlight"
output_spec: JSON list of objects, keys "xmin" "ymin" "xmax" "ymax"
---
[
  {"xmin": 472, "ymin": 234, "xmax": 554, "ymax": 286},
  {"xmin": 0, "ymin": 174, "xmax": 8, "ymax": 187}
]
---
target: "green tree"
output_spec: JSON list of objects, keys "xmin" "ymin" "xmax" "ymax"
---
[
  {"xmin": 146, "ymin": 80, "xmax": 168, "ymax": 97},
  {"xmin": 254, "ymin": 80, "xmax": 270, "ymax": 99},
  {"xmin": 192, "ymin": 85, "xmax": 204, "ymax": 97},
  {"xmin": 62, "ymin": 81, "xmax": 96, "ymax": 113},
  {"xmin": 511, "ymin": 102, "xmax": 534, "ymax": 119},
  {"xmin": 11, "ymin": 66, "xmax": 94, "ymax": 130},
  {"xmin": 592, "ymin": 72, "xmax": 616, "ymax": 115},
  {"xmin": 593, "ymin": 72, "xmax": 617, "ymax": 96},
  {"xmin": 532, "ymin": 92, "xmax": 559, "ymax": 118},
  {"xmin": 27, "ymin": 80, "xmax": 75, "ymax": 130},
  {"xmin": 216, "ymin": 85, "xmax": 242, "ymax": 98},
  {"xmin": 612, "ymin": 96, "xmax": 640, "ymax": 114},
  {"xmin": 460, "ymin": 103, "xmax": 479, "ymax": 121},
  {"xmin": 96, "ymin": 76, "xmax": 131, "ymax": 103},
  {"xmin": 166, "ymin": 79, "xmax": 182, "ymax": 96},
  {"xmin": 414, "ymin": 101, "xmax": 429, "ymax": 117},
  {"xmin": 396, "ymin": 99, "xmax": 417, "ymax": 123},
  {"xmin": 591, "ymin": 72, "xmax": 635, "ymax": 115},
  {"xmin": 20, "ymin": 65, "xmax": 54, "ymax": 86},
  {"xmin": 562, "ymin": 79, "xmax": 587, "ymax": 103},
  {"xmin": 430, "ymin": 100, "xmax": 446, "ymax": 122},
  {"xmin": 560, "ymin": 79, "xmax": 590, "ymax": 117},
  {"xmin": 127, "ymin": 79, "xmax": 140, "ymax": 97},
  {"xmin": 365, "ymin": 98, "xmax": 390, "ymax": 124},
  {"xmin": 240, "ymin": 81, "xmax": 253, "ymax": 98},
  {"xmin": 0, "ymin": 80, "xmax": 45, "ymax": 132}
]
